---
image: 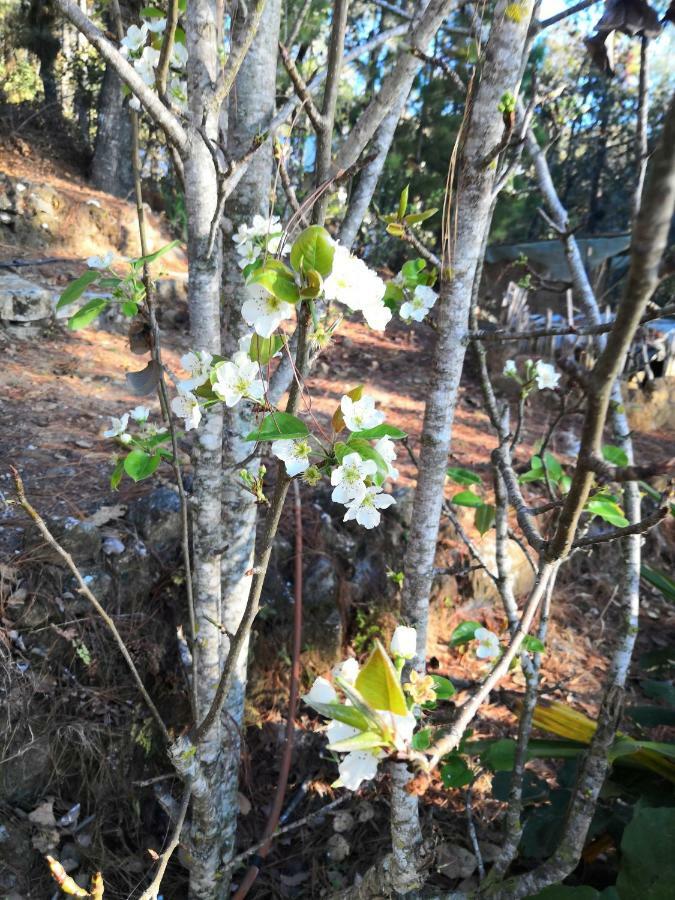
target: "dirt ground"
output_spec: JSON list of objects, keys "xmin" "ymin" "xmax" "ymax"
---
[{"xmin": 1, "ymin": 128, "xmax": 674, "ymax": 898}]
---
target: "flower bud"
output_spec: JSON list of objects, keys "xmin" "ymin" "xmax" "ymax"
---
[{"xmin": 390, "ymin": 625, "xmax": 417, "ymax": 660}]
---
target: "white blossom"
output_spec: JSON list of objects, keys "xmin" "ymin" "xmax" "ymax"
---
[
  {"xmin": 474, "ymin": 627, "xmax": 500, "ymax": 660},
  {"xmin": 374, "ymin": 436, "xmax": 399, "ymax": 480},
  {"xmin": 86, "ymin": 251, "xmax": 113, "ymax": 269},
  {"xmin": 144, "ymin": 16, "xmax": 167, "ymax": 32},
  {"xmin": 249, "ymin": 213, "xmax": 282, "ymax": 238},
  {"xmin": 326, "ymin": 719, "xmax": 360, "ymax": 745},
  {"xmin": 212, "ymin": 351, "xmax": 265, "ymax": 407},
  {"xmin": 130, "ymin": 405, "xmax": 150, "ymax": 423},
  {"xmin": 378, "ymin": 709, "xmax": 417, "ymax": 751},
  {"xmin": 236, "ymin": 240, "xmax": 261, "ymax": 270},
  {"xmin": 121, "ymin": 23, "xmax": 148, "ymax": 54},
  {"xmin": 338, "ymin": 750, "xmax": 379, "ymax": 791},
  {"xmin": 238, "ymin": 333, "xmax": 253, "ymax": 355},
  {"xmin": 324, "ymin": 244, "xmax": 389, "ymax": 331},
  {"xmin": 170, "ymin": 41, "xmax": 188, "ymax": 68},
  {"xmin": 400, "ymin": 284, "xmax": 438, "ymax": 322},
  {"xmin": 503, "ymin": 359, "xmax": 518, "ymax": 376},
  {"xmin": 271, "ymin": 439, "xmax": 312, "ymax": 477},
  {"xmin": 330, "ymin": 452, "xmax": 376, "ymax": 504},
  {"xmin": 361, "ymin": 298, "xmax": 392, "ymax": 331},
  {"xmin": 241, "ymin": 284, "xmax": 295, "ymax": 338},
  {"xmin": 535, "ymin": 361, "xmax": 560, "ymax": 390},
  {"xmin": 232, "ymin": 223, "xmax": 251, "ymax": 249},
  {"xmin": 305, "ymin": 676, "xmax": 337, "ymax": 705},
  {"xmin": 103, "ymin": 413, "xmax": 129, "ymax": 439},
  {"xmin": 390, "ymin": 625, "xmax": 417, "ymax": 660},
  {"xmin": 179, "ymin": 350, "xmax": 213, "ymax": 391},
  {"xmin": 171, "ymin": 389, "xmax": 202, "ymax": 431},
  {"xmin": 332, "ymin": 657, "xmax": 359, "ymax": 684},
  {"xmin": 133, "ymin": 46, "xmax": 160, "ymax": 86},
  {"xmin": 343, "ymin": 486, "xmax": 396, "ymax": 529},
  {"xmin": 340, "ymin": 394, "xmax": 385, "ymax": 432}
]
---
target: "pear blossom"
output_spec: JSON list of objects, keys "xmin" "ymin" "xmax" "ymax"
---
[
  {"xmin": 324, "ymin": 244, "xmax": 389, "ymax": 331},
  {"xmin": 103, "ymin": 413, "xmax": 130, "ymax": 439},
  {"xmin": 212, "ymin": 352, "xmax": 264, "ymax": 407},
  {"xmin": 121, "ymin": 23, "xmax": 148, "ymax": 54},
  {"xmin": 361, "ymin": 298, "xmax": 392, "ymax": 331},
  {"xmin": 236, "ymin": 240, "xmax": 261, "ymax": 269},
  {"xmin": 266, "ymin": 233, "xmax": 288, "ymax": 256},
  {"xmin": 503, "ymin": 359, "xmax": 518, "ymax": 376},
  {"xmin": 171, "ymin": 389, "xmax": 202, "ymax": 431},
  {"xmin": 179, "ymin": 350, "xmax": 213, "ymax": 391},
  {"xmin": 238, "ymin": 333, "xmax": 253, "ymax": 355},
  {"xmin": 374, "ymin": 436, "xmax": 399, "ymax": 480},
  {"xmin": 332, "ymin": 657, "xmax": 359, "ymax": 684},
  {"xmin": 378, "ymin": 708, "xmax": 417, "ymax": 750},
  {"xmin": 326, "ymin": 719, "xmax": 360, "ymax": 745},
  {"xmin": 303, "ymin": 465, "xmax": 322, "ymax": 487},
  {"xmin": 249, "ymin": 213, "xmax": 282, "ymax": 238},
  {"xmin": 130, "ymin": 405, "xmax": 150, "ymax": 423},
  {"xmin": 133, "ymin": 46, "xmax": 160, "ymax": 86},
  {"xmin": 87, "ymin": 251, "xmax": 113, "ymax": 269},
  {"xmin": 535, "ymin": 361, "xmax": 560, "ymax": 390},
  {"xmin": 338, "ymin": 750, "xmax": 379, "ymax": 791},
  {"xmin": 241, "ymin": 284, "xmax": 295, "ymax": 338},
  {"xmin": 170, "ymin": 41, "xmax": 188, "ymax": 68},
  {"xmin": 144, "ymin": 16, "xmax": 167, "ymax": 33},
  {"xmin": 340, "ymin": 394, "xmax": 385, "ymax": 433},
  {"xmin": 343, "ymin": 486, "xmax": 396, "ymax": 529},
  {"xmin": 400, "ymin": 284, "xmax": 438, "ymax": 322},
  {"xmin": 271, "ymin": 439, "xmax": 312, "ymax": 476},
  {"xmin": 474, "ymin": 627, "xmax": 500, "ymax": 660},
  {"xmin": 232, "ymin": 224, "xmax": 251, "ymax": 249},
  {"xmin": 330, "ymin": 452, "xmax": 376, "ymax": 504},
  {"xmin": 305, "ymin": 675, "xmax": 337, "ymax": 705},
  {"xmin": 390, "ymin": 625, "xmax": 417, "ymax": 660}
]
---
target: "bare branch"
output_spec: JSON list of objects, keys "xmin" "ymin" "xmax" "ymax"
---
[
  {"xmin": 138, "ymin": 779, "xmax": 192, "ymax": 900},
  {"xmin": 279, "ymin": 42, "xmax": 325, "ymax": 132},
  {"xmin": 211, "ymin": 0, "xmax": 269, "ymax": 114}
]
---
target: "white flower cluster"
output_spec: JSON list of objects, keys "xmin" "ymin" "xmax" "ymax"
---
[
  {"xmin": 233, "ymin": 214, "xmax": 287, "ymax": 271},
  {"xmin": 103, "ymin": 405, "xmax": 152, "ymax": 443},
  {"xmin": 399, "ymin": 283, "xmax": 438, "ymax": 323},
  {"xmin": 504, "ymin": 358, "xmax": 561, "ymax": 391},
  {"xmin": 120, "ymin": 13, "xmax": 188, "ymax": 112},
  {"xmin": 324, "ymin": 244, "xmax": 391, "ymax": 331},
  {"xmin": 304, "ymin": 626, "xmax": 419, "ymax": 791}
]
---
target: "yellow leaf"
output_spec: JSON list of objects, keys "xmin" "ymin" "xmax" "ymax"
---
[
  {"xmin": 355, "ymin": 640, "xmax": 407, "ymax": 715},
  {"xmin": 90, "ymin": 872, "xmax": 104, "ymax": 899}
]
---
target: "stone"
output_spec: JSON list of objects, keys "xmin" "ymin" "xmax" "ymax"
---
[
  {"xmin": 326, "ymin": 833, "xmax": 350, "ymax": 862},
  {"xmin": 0, "ymin": 273, "xmax": 55, "ymax": 324},
  {"xmin": 127, "ymin": 486, "xmax": 182, "ymax": 556},
  {"xmin": 436, "ymin": 843, "xmax": 477, "ymax": 879},
  {"xmin": 332, "ymin": 811, "xmax": 355, "ymax": 833}
]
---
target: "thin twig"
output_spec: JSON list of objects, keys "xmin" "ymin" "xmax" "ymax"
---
[{"xmin": 138, "ymin": 779, "xmax": 192, "ymax": 900}]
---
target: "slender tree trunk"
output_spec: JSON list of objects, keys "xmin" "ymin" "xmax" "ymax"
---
[
  {"xmin": 91, "ymin": 63, "xmax": 134, "ymax": 197},
  {"xmin": 218, "ymin": 0, "xmax": 283, "ymax": 880}
]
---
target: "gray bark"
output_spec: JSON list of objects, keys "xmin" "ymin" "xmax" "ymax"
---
[{"xmin": 91, "ymin": 64, "xmax": 134, "ymax": 197}]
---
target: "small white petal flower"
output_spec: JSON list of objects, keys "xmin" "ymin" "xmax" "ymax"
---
[
  {"xmin": 133, "ymin": 46, "xmax": 160, "ymax": 86},
  {"xmin": 130, "ymin": 405, "xmax": 150, "ymax": 423},
  {"xmin": 266, "ymin": 234, "xmax": 288, "ymax": 255},
  {"xmin": 474, "ymin": 627, "xmax": 500, "ymax": 660},
  {"xmin": 271, "ymin": 439, "xmax": 312, "ymax": 476},
  {"xmin": 103, "ymin": 413, "xmax": 130, "ymax": 438},
  {"xmin": 534, "ymin": 361, "xmax": 560, "ymax": 390},
  {"xmin": 241, "ymin": 284, "xmax": 295, "ymax": 338},
  {"xmin": 343, "ymin": 486, "xmax": 396, "ymax": 529},
  {"xmin": 503, "ymin": 359, "xmax": 518, "ymax": 376},
  {"xmin": 232, "ymin": 224, "xmax": 251, "ymax": 248},
  {"xmin": 377, "ymin": 709, "xmax": 417, "ymax": 751},
  {"xmin": 340, "ymin": 394, "xmax": 385, "ymax": 433},
  {"xmin": 129, "ymin": 95, "xmax": 141, "ymax": 111},
  {"xmin": 326, "ymin": 719, "xmax": 360, "ymax": 745},
  {"xmin": 144, "ymin": 16, "xmax": 167, "ymax": 32},
  {"xmin": 236, "ymin": 240, "xmax": 261, "ymax": 269},
  {"xmin": 338, "ymin": 750, "xmax": 379, "ymax": 791},
  {"xmin": 400, "ymin": 284, "xmax": 438, "ymax": 322},
  {"xmin": 332, "ymin": 657, "xmax": 360, "ymax": 684},
  {"xmin": 324, "ymin": 244, "xmax": 388, "ymax": 331},
  {"xmin": 305, "ymin": 675, "xmax": 337, "ymax": 705},
  {"xmin": 86, "ymin": 251, "xmax": 114, "ymax": 269},
  {"xmin": 179, "ymin": 350, "xmax": 214, "ymax": 391},
  {"xmin": 330, "ymin": 452, "xmax": 376, "ymax": 504},
  {"xmin": 170, "ymin": 41, "xmax": 188, "ymax": 68},
  {"xmin": 374, "ymin": 436, "xmax": 399, "ymax": 480},
  {"xmin": 171, "ymin": 389, "xmax": 202, "ymax": 431},
  {"xmin": 212, "ymin": 351, "xmax": 265, "ymax": 407},
  {"xmin": 121, "ymin": 23, "xmax": 148, "ymax": 54},
  {"xmin": 238, "ymin": 333, "xmax": 253, "ymax": 355},
  {"xmin": 390, "ymin": 625, "xmax": 417, "ymax": 660},
  {"xmin": 361, "ymin": 298, "xmax": 392, "ymax": 331}
]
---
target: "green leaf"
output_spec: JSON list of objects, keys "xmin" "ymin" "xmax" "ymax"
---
[
  {"xmin": 430, "ymin": 674, "xmax": 456, "ymax": 699},
  {"xmin": 522, "ymin": 635, "xmax": 546, "ymax": 653},
  {"xmin": 141, "ymin": 5, "xmax": 165, "ymax": 18},
  {"xmin": 412, "ymin": 728, "xmax": 432, "ymax": 751},
  {"xmin": 586, "ymin": 498, "xmax": 629, "ymax": 527},
  {"xmin": 626, "ymin": 705, "xmax": 675, "ymax": 728},
  {"xmin": 450, "ymin": 620, "xmax": 481, "ymax": 647},
  {"xmin": 135, "ymin": 239, "xmax": 180, "ymax": 265},
  {"xmin": 475, "ymin": 503, "xmax": 495, "ymax": 535},
  {"xmin": 531, "ymin": 887, "xmax": 601, "ymax": 899},
  {"xmin": 451, "ymin": 490, "xmax": 483, "ymax": 508},
  {"xmin": 383, "ymin": 282, "xmax": 404, "ymax": 307},
  {"xmin": 68, "ymin": 297, "xmax": 110, "ymax": 330},
  {"xmin": 251, "ymin": 262, "xmax": 300, "ymax": 304},
  {"xmin": 354, "ymin": 640, "xmax": 408, "ymax": 716},
  {"xmin": 143, "ymin": 430, "xmax": 173, "ymax": 449},
  {"xmin": 403, "ymin": 208, "xmax": 438, "ymax": 226},
  {"xmin": 333, "ymin": 441, "xmax": 350, "ymax": 464},
  {"xmin": 616, "ymin": 804, "xmax": 675, "ymax": 900},
  {"xmin": 245, "ymin": 411, "xmax": 309, "ymax": 442},
  {"xmin": 123, "ymin": 450, "xmax": 161, "ymax": 482},
  {"xmin": 335, "ymin": 678, "xmax": 389, "ymax": 734},
  {"xmin": 386, "ymin": 222, "xmax": 405, "ymax": 237},
  {"xmin": 328, "ymin": 730, "xmax": 387, "ymax": 752},
  {"xmin": 289, "ymin": 225, "xmax": 335, "ymax": 277},
  {"xmin": 641, "ymin": 565, "xmax": 675, "ymax": 603},
  {"xmin": 447, "ymin": 466, "xmax": 482, "ymax": 486},
  {"xmin": 349, "ymin": 424, "xmax": 407, "ymax": 441},
  {"xmin": 307, "ymin": 701, "xmax": 371, "ymax": 732},
  {"xmin": 640, "ymin": 679, "xmax": 675, "ymax": 705},
  {"xmin": 440, "ymin": 756, "xmax": 474, "ymax": 788},
  {"xmin": 397, "ymin": 184, "xmax": 409, "ymax": 220},
  {"xmin": 602, "ymin": 444, "xmax": 629, "ymax": 467},
  {"xmin": 242, "ymin": 257, "xmax": 263, "ymax": 280},
  {"xmin": 57, "ymin": 270, "xmax": 100, "ymax": 310},
  {"xmin": 110, "ymin": 459, "xmax": 124, "ymax": 491},
  {"xmin": 543, "ymin": 452, "xmax": 563, "ymax": 483},
  {"xmin": 121, "ymin": 300, "xmax": 139, "ymax": 317},
  {"xmin": 249, "ymin": 334, "xmax": 284, "ymax": 365}
]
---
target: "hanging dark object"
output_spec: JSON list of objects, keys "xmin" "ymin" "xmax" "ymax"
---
[
  {"xmin": 126, "ymin": 360, "xmax": 162, "ymax": 395},
  {"xmin": 585, "ymin": 0, "xmax": 661, "ymax": 73}
]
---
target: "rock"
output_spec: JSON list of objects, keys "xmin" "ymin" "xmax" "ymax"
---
[
  {"xmin": 436, "ymin": 843, "xmax": 477, "ymax": 879},
  {"xmin": 624, "ymin": 377, "xmax": 675, "ymax": 433},
  {"xmin": 127, "ymin": 486, "xmax": 182, "ymax": 556},
  {"xmin": 102, "ymin": 537, "xmax": 125, "ymax": 555},
  {"xmin": 356, "ymin": 800, "xmax": 375, "ymax": 823},
  {"xmin": 332, "ymin": 811, "xmax": 355, "ymax": 833},
  {"xmin": 37, "ymin": 517, "xmax": 102, "ymax": 564},
  {"xmin": 326, "ymin": 833, "xmax": 350, "ymax": 862},
  {"xmin": 479, "ymin": 841, "xmax": 502, "ymax": 863},
  {"xmin": 0, "ymin": 273, "xmax": 55, "ymax": 328}
]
